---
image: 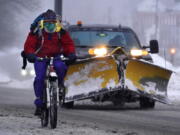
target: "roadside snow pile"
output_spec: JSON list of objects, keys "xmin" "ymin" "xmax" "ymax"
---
[{"xmin": 168, "ymin": 72, "xmax": 180, "ymax": 103}]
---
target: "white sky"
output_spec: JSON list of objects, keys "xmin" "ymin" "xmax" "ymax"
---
[{"xmin": 63, "ymin": 0, "xmax": 139, "ymax": 25}]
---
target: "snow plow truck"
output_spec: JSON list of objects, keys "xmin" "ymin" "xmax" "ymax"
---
[
  {"xmin": 65, "ymin": 22, "xmax": 173, "ymax": 108},
  {"xmin": 62, "ymin": 23, "xmax": 172, "ymax": 109}
]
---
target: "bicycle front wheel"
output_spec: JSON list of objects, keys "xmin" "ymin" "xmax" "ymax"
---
[
  {"xmin": 41, "ymin": 87, "xmax": 49, "ymax": 127},
  {"xmin": 49, "ymin": 82, "xmax": 58, "ymax": 129}
]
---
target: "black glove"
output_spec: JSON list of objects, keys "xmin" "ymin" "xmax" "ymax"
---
[
  {"xmin": 21, "ymin": 51, "xmax": 27, "ymax": 69},
  {"xmin": 26, "ymin": 53, "xmax": 36, "ymax": 63},
  {"xmin": 66, "ymin": 53, "xmax": 76, "ymax": 65},
  {"xmin": 21, "ymin": 51, "xmax": 26, "ymax": 58}
]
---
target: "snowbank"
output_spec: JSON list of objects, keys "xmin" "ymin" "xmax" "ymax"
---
[{"xmin": 167, "ymin": 72, "xmax": 180, "ymax": 103}]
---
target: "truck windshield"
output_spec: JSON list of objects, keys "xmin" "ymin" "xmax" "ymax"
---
[{"xmin": 70, "ymin": 30, "xmax": 141, "ymax": 50}]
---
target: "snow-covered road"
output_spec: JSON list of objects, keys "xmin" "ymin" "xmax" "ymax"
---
[
  {"xmin": 0, "ymin": 87, "xmax": 120, "ymax": 135},
  {"xmin": 0, "ymin": 86, "xmax": 180, "ymax": 135}
]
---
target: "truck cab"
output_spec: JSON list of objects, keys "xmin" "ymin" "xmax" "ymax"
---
[{"xmin": 67, "ymin": 23, "xmax": 158, "ymax": 61}]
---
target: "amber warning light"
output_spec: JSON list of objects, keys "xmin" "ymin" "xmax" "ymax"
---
[{"xmin": 77, "ymin": 21, "xmax": 82, "ymax": 26}]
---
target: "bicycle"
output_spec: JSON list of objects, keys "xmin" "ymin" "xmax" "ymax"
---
[{"xmin": 38, "ymin": 56, "xmax": 67, "ymax": 129}]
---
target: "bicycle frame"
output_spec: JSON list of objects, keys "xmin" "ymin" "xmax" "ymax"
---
[{"xmin": 45, "ymin": 57, "xmax": 59, "ymax": 108}]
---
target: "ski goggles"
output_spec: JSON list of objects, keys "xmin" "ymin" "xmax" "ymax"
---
[{"xmin": 39, "ymin": 20, "xmax": 62, "ymax": 32}]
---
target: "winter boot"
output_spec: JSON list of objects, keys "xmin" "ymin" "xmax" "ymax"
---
[{"xmin": 34, "ymin": 107, "xmax": 42, "ymax": 116}]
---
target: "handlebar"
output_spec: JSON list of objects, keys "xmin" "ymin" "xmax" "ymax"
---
[
  {"xmin": 36, "ymin": 55, "xmax": 69, "ymax": 62},
  {"xmin": 21, "ymin": 53, "xmax": 70, "ymax": 70}
]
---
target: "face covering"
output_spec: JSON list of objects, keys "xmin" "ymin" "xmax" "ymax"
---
[{"xmin": 44, "ymin": 22, "xmax": 56, "ymax": 33}]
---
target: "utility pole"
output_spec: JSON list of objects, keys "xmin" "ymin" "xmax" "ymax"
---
[
  {"xmin": 55, "ymin": 0, "xmax": 63, "ymax": 18},
  {"xmin": 169, "ymin": 48, "xmax": 176, "ymax": 65}
]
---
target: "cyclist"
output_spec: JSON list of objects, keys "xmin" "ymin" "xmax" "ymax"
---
[{"xmin": 23, "ymin": 9, "xmax": 76, "ymax": 116}]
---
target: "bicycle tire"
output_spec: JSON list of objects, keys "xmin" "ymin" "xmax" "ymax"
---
[
  {"xmin": 50, "ymin": 82, "xmax": 58, "ymax": 129},
  {"xmin": 41, "ymin": 86, "xmax": 49, "ymax": 127},
  {"xmin": 41, "ymin": 108, "xmax": 49, "ymax": 127}
]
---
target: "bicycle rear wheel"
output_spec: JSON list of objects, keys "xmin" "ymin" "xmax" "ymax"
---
[
  {"xmin": 50, "ymin": 82, "xmax": 58, "ymax": 129},
  {"xmin": 41, "ymin": 87, "xmax": 49, "ymax": 127}
]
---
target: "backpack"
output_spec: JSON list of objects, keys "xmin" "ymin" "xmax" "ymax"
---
[{"xmin": 21, "ymin": 11, "xmax": 65, "ymax": 69}]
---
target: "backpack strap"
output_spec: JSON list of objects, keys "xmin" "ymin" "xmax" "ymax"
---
[
  {"xmin": 34, "ymin": 29, "xmax": 45, "ymax": 55},
  {"xmin": 57, "ymin": 29, "xmax": 67, "ymax": 53},
  {"xmin": 34, "ymin": 28, "xmax": 67, "ymax": 55}
]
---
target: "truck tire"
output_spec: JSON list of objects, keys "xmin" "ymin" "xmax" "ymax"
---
[{"xmin": 139, "ymin": 97, "xmax": 155, "ymax": 109}]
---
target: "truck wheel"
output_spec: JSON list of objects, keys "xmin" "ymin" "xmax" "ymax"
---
[
  {"xmin": 63, "ymin": 101, "xmax": 74, "ymax": 109},
  {"xmin": 139, "ymin": 97, "xmax": 155, "ymax": 109}
]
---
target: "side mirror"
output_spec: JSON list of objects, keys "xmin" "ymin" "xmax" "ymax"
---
[{"xmin": 149, "ymin": 40, "xmax": 159, "ymax": 53}]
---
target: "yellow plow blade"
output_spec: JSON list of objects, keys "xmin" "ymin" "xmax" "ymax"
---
[
  {"xmin": 64, "ymin": 46, "xmax": 172, "ymax": 102},
  {"xmin": 125, "ymin": 60, "xmax": 172, "ymax": 97},
  {"xmin": 64, "ymin": 56, "xmax": 119, "ymax": 100}
]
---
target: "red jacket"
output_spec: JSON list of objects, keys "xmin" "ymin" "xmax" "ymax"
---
[{"xmin": 24, "ymin": 30, "xmax": 75, "ymax": 57}]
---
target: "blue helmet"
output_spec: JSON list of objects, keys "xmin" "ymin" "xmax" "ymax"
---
[
  {"xmin": 30, "ymin": 9, "xmax": 57, "ymax": 32},
  {"xmin": 43, "ymin": 9, "xmax": 56, "ymax": 21}
]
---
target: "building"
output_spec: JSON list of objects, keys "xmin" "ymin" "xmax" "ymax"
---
[{"xmin": 133, "ymin": 0, "xmax": 180, "ymax": 65}]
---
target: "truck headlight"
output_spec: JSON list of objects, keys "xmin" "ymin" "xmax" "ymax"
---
[
  {"xmin": 89, "ymin": 46, "xmax": 108, "ymax": 56},
  {"xmin": 94, "ymin": 47, "xmax": 107, "ymax": 56},
  {"xmin": 130, "ymin": 49, "xmax": 148, "ymax": 57}
]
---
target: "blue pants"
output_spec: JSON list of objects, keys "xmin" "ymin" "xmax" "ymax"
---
[{"xmin": 33, "ymin": 58, "xmax": 67, "ymax": 107}]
